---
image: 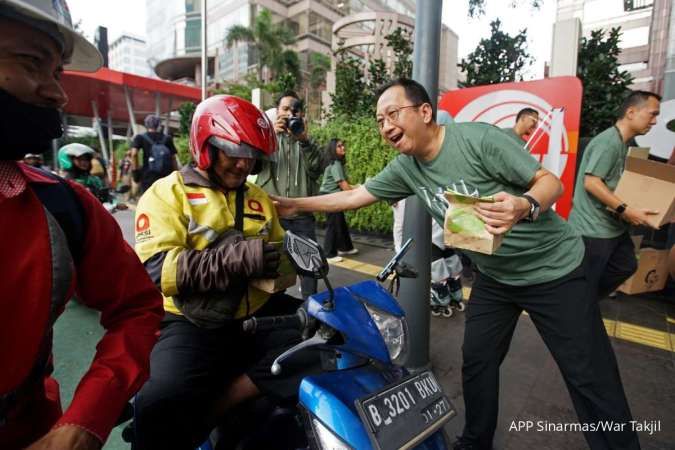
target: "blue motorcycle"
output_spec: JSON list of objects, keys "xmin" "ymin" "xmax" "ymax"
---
[
  {"xmin": 209, "ymin": 231, "xmax": 455, "ymax": 450},
  {"xmin": 125, "ymin": 231, "xmax": 456, "ymax": 449}
]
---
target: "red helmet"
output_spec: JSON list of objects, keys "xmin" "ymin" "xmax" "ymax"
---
[{"xmin": 189, "ymin": 95, "xmax": 276, "ymax": 170}]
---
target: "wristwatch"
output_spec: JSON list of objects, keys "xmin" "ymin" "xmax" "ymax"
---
[
  {"xmin": 615, "ymin": 203, "xmax": 627, "ymax": 215},
  {"xmin": 522, "ymin": 194, "xmax": 540, "ymax": 222}
]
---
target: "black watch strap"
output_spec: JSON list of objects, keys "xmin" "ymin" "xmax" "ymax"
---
[
  {"xmin": 520, "ymin": 194, "xmax": 540, "ymax": 222},
  {"xmin": 615, "ymin": 203, "xmax": 627, "ymax": 214}
]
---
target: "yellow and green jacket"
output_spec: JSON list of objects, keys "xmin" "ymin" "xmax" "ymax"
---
[{"xmin": 135, "ymin": 165, "xmax": 285, "ymax": 321}]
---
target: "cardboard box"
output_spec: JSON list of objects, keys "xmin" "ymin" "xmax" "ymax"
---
[
  {"xmin": 250, "ymin": 253, "xmax": 297, "ymax": 294},
  {"xmin": 627, "ymin": 146, "xmax": 650, "ymax": 160},
  {"xmin": 617, "ymin": 248, "xmax": 670, "ymax": 295},
  {"xmin": 443, "ymin": 191, "xmax": 503, "ymax": 255},
  {"xmin": 614, "ymin": 157, "xmax": 675, "ymax": 229}
]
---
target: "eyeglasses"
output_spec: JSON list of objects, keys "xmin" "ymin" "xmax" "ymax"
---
[{"xmin": 376, "ymin": 104, "xmax": 423, "ymax": 130}]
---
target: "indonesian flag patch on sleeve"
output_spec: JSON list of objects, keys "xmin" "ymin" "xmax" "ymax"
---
[{"xmin": 187, "ymin": 193, "xmax": 208, "ymax": 205}]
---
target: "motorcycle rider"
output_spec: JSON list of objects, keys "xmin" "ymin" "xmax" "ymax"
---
[
  {"xmin": 0, "ymin": 1, "xmax": 164, "ymax": 449},
  {"xmin": 58, "ymin": 143, "xmax": 105, "ymax": 195},
  {"xmin": 133, "ymin": 95, "xmax": 315, "ymax": 450}
]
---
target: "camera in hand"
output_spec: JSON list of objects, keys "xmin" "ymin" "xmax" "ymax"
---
[{"xmin": 285, "ymin": 99, "xmax": 305, "ymax": 136}]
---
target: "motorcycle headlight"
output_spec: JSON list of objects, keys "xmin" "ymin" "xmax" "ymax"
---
[
  {"xmin": 365, "ymin": 304, "xmax": 408, "ymax": 364},
  {"xmin": 310, "ymin": 416, "xmax": 351, "ymax": 450}
]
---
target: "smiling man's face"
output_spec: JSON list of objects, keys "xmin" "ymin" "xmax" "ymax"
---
[
  {"xmin": 376, "ymin": 86, "xmax": 431, "ymax": 156},
  {"xmin": 0, "ymin": 18, "xmax": 68, "ymax": 109}
]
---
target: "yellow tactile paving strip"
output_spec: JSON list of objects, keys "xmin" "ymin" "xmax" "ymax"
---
[{"xmin": 331, "ymin": 257, "xmax": 675, "ymax": 353}]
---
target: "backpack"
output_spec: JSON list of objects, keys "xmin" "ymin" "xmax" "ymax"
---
[
  {"xmin": 141, "ymin": 133, "xmax": 173, "ymax": 176},
  {"xmin": 30, "ymin": 169, "xmax": 86, "ymax": 264}
]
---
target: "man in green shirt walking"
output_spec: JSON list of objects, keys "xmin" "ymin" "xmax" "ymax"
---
[
  {"xmin": 273, "ymin": 79, "xmax": 639, "ymax": 450},
  {"xmin": 256, "ymin": 91, "xmax": 323, "ymax": 298},
  {"xmin": 569, "ymin": 90, "xmax": 661, "ymax": 299}
]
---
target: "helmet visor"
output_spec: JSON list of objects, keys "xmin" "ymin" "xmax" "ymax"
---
[{"xmin": 208, "ymin": 136, "xmax": 269, "ymax": 160}]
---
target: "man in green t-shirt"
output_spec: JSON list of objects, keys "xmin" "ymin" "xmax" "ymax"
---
[
  {"xmin": 502, "ymin": 107, "xmax": 539, "ymax": 148},
  {"xmin": 273, "ymin": 78, "xmax": 638, "ymax": 450},
  {"xmin": 569, "ymin": 90, "xmax": 661, "ymax": 299}
]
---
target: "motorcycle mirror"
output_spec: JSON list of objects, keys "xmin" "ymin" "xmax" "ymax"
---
[{"xmin": 283, "ymin": 231, "xmax": 328, "ymax": 279}]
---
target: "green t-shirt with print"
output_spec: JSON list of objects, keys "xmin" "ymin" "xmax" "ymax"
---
[
  {"xmin": 320, "ymin": 160, "xmax": 346, "ymax": 194},
  {"xmin": 568, "ymin": 126, "xmax": 628, "ymax": 238},
  {"xmin": 365, "ymin": 122, "xmax": 584, "ymax": 286},
  {"xmin": 501, "ymin": 127, "xmax": 525, "ymax": 145}
]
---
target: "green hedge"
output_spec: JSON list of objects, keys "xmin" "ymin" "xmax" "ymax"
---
[
  {"xmin": 310, "ymin": 115, "xmax": 398, "ymax": 234},
  {"xmin": 174, "ymin": 135, "xmax": 191, "ymax": 165}
]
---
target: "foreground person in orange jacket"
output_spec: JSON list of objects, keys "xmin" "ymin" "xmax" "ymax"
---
[{"xmin": 0, "ymin": 1, "xmax": 163, "ymax": 449}]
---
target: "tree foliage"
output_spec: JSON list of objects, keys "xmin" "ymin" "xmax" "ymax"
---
[
  {"xmin": 577, "ymin": 27, "xmax": 633, "ymax": 138},
  {"xmin": 308, "ymin": 52, "xmax": 331, "ymax": 89},
  {"xmin": 458, "ymin": 19, "xmax": 531, "ymax": 87},
  {"xmin": 386, "ymin": 28, "xmax": 413, "ymax": 79},
  {"xmin": 331, "ymin": 47, "xmax": 369, "ymax": 117},
  {"xmin": 331, "ymin": 27, "xmax": 414, "ymax": 118},
  {"xmin": 178, "ymin": 102, "xmax": 197, "ymax": 136},
  {"xmin": 225, "ymin": 9, "xmax": 299, "ymax": 88},
  {"xmin": 468, "ymin": 0, "xmax": 543, "ymax": 17}
]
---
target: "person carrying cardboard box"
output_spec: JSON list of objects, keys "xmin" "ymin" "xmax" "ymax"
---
[
  {"xmin": 569, "ymin": 91, "xmax": 662, "ymax": 299},
  {"xmin": 273, "ymin": 78, "xmax": 640, "ymax": 450}
]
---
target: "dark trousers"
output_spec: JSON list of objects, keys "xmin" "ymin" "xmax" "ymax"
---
[
  {"xmin": 461, "ymin": 258, "xmax": 639, "ymax": 450},
  {"xmin": 133, "ymin": 295, "xmax": 315, "ymax": 450},
  {"xmin": 280, "ymin": 216, "xmax": 318, "ymax": 299},
  {"xmin": 323, "ymin": 212, "xmax": 354, "ymax": 257},
  {"xmin": 583, "ymin": 232, "xmax": 638, "ymax": 299}
]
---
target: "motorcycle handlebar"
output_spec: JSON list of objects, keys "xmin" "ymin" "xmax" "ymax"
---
[{"xmin": 242, "ymin": 311, "xmax": 306, "ymax": 334}]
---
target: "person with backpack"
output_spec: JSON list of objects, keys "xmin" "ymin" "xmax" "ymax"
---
[
  {"xmin": 0, "ymin": 1, "xmax": 164, "ymax": 449},
  {"xmin": 130, "ymin": 114, "xmax": 178, "ymax": 193}
]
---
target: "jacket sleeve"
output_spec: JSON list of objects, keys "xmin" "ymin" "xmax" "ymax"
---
[
  {"xmin": 53, "ymin": 181, "xmax": 163, "ymax": 443},
  {"xmin": 134, "ymin": 182, "xmax": 265, "ymax": 298},
  {"xmin": 300, "ymin": 138, "xmax": 323, "ymax": 181}
]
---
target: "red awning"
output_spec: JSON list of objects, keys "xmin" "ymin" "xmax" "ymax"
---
[{"xmin": 60, "ymin": 67, "xmax": 201, "ymax": 124}]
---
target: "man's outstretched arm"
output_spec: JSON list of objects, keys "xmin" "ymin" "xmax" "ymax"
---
[{"xmin": 273, "ymin": 185, "xmax": 379, "ymax": 217}]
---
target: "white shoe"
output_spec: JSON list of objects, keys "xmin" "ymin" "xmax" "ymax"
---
[
  {"xmin": 338, "ymin": 248, "xmax": 359, "ymax": 256},
  {"xmin": 327, "ymin": 256, "xmax": 343, "ymax": 263}
]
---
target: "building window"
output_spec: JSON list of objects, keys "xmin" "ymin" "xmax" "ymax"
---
[
  {"xmin": 623, "ymin": 0, "xmax": 653, "ymax": 11},
  {"xmin": 185, "ymin": 16, "xmax": 201, "ymax": 52},
  {"xmin": 308, "ymin": 12, "xmax": 332, "ymax": 43},
  {"xmin": 186, "ymin": 0, "xmax": 200, "ymax": 13}
]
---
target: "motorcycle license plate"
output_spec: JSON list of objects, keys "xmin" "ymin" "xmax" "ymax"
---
[{"xmin": 355, "ymin": 371, "xmax": 455, "ymax": 450}]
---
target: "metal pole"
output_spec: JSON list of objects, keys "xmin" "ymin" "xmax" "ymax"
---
[
  {"xmin": 123, "ymin": 85, "xmax": 138, "ymax": 135},
  {"xmin": 91, "ymin": 100, "xmax": 109, "ymax": 163},
  {"xmin": 399, "ymin": 0, "xmax": 442, "ymax": 371},
  {"xmin": 108, "ymin": 113, "xmax": 115, "ymax": 186},
  {"xmin": 201, "ymin": 0, "xmax": 207, "ymax": 100}
]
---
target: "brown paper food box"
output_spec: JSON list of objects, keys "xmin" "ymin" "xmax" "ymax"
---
[
  {"xmin": 617, "ymin": 248, "xmax": 669, "ymax": 295},
  {"xmin": 250, "ymin": 243, "xmax": 297, "ymax": 294},
  {"xmin": 613, "ymin": 156, "xmax": 675, "ymax": 229},
  {"xmin": 443, "ymin": 191, "xmax": 504, "ymax": 255}
]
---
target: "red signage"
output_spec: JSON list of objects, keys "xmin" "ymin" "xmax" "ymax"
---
[{"xmin": 439, "ymin": 76, "xmax": 582, "ymax": 218}]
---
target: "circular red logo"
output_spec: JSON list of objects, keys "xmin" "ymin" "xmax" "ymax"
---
[
  {"xmin": 248, "ymin": 199, "xmax": 263, "ymax": 213},
  {"xmin": 136, "ymin": 213, "xmax": 150, "ymax": 232}
]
